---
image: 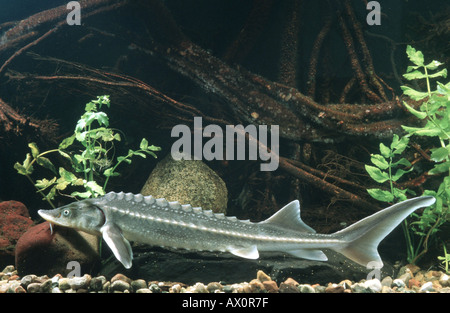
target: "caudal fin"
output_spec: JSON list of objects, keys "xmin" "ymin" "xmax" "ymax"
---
[{"xmin": 331, "ymin": 196, "xmax": 435, "ymax": 268}]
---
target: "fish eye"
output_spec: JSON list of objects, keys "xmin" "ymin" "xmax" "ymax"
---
[{"xmin": 63, "ymin": 209, "xmax": 71, "ymax": 217}]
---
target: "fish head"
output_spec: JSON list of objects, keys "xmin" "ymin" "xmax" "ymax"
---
[{"xmin": 38, "ymin": 199, "xmax": 105, "ymax": 235}]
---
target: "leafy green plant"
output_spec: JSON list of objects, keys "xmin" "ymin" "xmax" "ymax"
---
[
  {"xmin": 365, "ymin": 46, "xmax": 449, "ymax": 265},
  {"xmin": 438, "ymin": 244, "xmax": 450, "ymax": 274},
  {"xmin": 365, "ymin": 134, "xmax": 419, "ymax": 262},
  {"xmin": 365, "ymin": 134, "xmax": 414, "ymax": 203},
  {"xmin": 15, "ymin": 95, "xmax": 161, "ymax": 208}
]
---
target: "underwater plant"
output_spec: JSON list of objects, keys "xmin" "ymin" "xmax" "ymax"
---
[
  {"xmin": 365, "ymin": 134, "xmax": 413, "ymax": 203},
  {"xmin": 366, "ymin": 46, "xmax": 449, "ymax": 265},
  {"xmin": 15, "ymin": 95, "xmax": 161, "ymax": 208},
  {"xmin": 365, "ymin": 134, "xmax": 420, "ymax": 263},
  {"xmin": 438, "ymin": 244, "xmax": 450, "ymax": 274}
]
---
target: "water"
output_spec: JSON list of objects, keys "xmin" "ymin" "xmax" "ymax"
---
[
  {"xmin": 0, "ymin": 0, "xmax": 448, "ymax": 292},
  {"xmin": 0, "ymin": 0, "xmax": 68, "ymax": 23}
]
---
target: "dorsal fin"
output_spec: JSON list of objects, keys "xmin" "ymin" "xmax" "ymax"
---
[{"xmin": 260, "ymin": 200, "xmax": 316, "ymax": 233}]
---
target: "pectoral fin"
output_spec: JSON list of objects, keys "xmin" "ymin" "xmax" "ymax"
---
[
  {"xmin": 101, "ymin": 223, "xmax": 133, "ymax": 269},
  {"xmin": 228, "ymin": 245, "xmax": 259, "ymax": 259}
]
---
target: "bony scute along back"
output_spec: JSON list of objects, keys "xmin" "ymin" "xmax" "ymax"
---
[{"xmin": 170, "ymin": 117, "xmax": 280, "ymax": 171}]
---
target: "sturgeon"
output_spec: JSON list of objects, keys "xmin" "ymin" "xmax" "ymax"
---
[{"xmin": 38, "ymin": 192, "xmax": 435, "ymax": 269}]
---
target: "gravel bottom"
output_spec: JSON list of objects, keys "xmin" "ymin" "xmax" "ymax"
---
[{"xmin": 0, "ymin": 265, "xmax": 449, "ymax": 293}]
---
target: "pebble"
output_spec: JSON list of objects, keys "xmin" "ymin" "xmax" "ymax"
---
[
  {"xmin": 190, "ymin": 282, "xmax": 208, "ymax": 293},
  {"xmin": 35, "ymin": 275, "xmax": 49, "ymax": 284},
  {"xmin": 102, "ymin": 281, "xmax": 110, "ymax": 292},
  {"xmin": 0, "ymin": 264, "xmax": 448, "ymax": 293},
  {"xmin": 325, "ymin": 283, "xmax": 345, "ymax": 293},
  {"xmin": 14, "ymin": 285, "xmax": 26, "ymax": 293},
  {"xmin": 420, "ymin": 281, "xmax": 434, "ymax": 292},
  {"xmin": 351, "ymin": 282, "xmax": 368, "ymax": 293},
  {"xmin": 283, "ymin": 277, "xmax": 299, "ymax": 287},
  {"xmin": 0, "ymin": 282, "xmax": 8, "ymax": 293},
  {"xmin": 432, "ymin": 280, "xmax": 442, "ymax": 289},
  {"xmin": 222, "ymin": 285, "xmax": 233, "ymax": 293},
  {"xmin": 20, "ymin": 274, "xmax": 37, "ymax": 288},
  {"xmin": 51, "ymin": 274, "xmax": 61, "ymax": 287},
  {"xmin": 2, "ymin": 265, "xmax": 15, "ymax": 273},
  {"xmin": 313, "ymin": 285, "xmax": 327, "ymax": 293},
  {"xmin": 364, "ymin": 279, "xmax": 382, "ymax": 293},
  {"xmin": 111, "ymin": 273, "xmax": 132, "ymax": 284},
  {"xmin": 5, "ymin": 281, "xmax": 19, "ymax": 293},
  {"xmin": 381, "ymin": 285, "xmax": 394, "ymax": 293},
  {"xmin": 405, "ymin": 264, "xmax": 421, "ymax": 274},
  {"xmin": 339, "ymin": 279, "xmax": 352, "ymax": 290},
  {"xmin": 414, "ymin": 271, "xmax": 424, "ymax": 282},
  {"xmin": 206, "ymin": 282, "xmax": 222, "ymax": 293},
  {"xmin": 256, "ymin": 270, "xmax": 272, "ymax": 282},
  {"xmin": 381, "ymin": 276, "xmax": 393, "ymax": 287},
  {"xmin": 408, "ymin": 278, "xmax": 421, "ymax": 289},
  {"xmin": 392, "ymin": 278, "xmax": 406, "ymax": 288},
  {"xmin": 69, "ymin": 274, "xmax": 91, "ymax": 290},
  {"xmin": 171, "ymin": 284, "xmax": 183, "ymax": 293},
  {"xmin": 397, "ymin": 272, "xmax": 412, "ymax": 284},
  {"xmin": 40, "ymin": 279, "xmax": 53, "ymax": 293},
  {"xmin": 149, "ymin": 283, "xmax": 162, "ymax": 293},
  {"xmin": 298, "ymin": 284, "xmax": 315, "ymax": 293},
  {"xmin": 27, "ymin": 283, "xmax": 41, "ymax": 293},
  {"xmin": 90, "ymin": 276, "xmax": 105, "ymax": 291},
  {"xmin": 279, "ymin": 282, "xmax": 299, "ymax": 293},
  {"xmin": 278, "ymin": 277, "xmax": 299, "ymax": 293},
  {"xmin": 131, "ymin": 279, "xmax": 147, "ymax": 292},
  {"xmin": 425, "ymin": 271, "xmax": 441, "ymax": 281},
  {"xmin": 229, "ymin": 283, "xmax": 246, "ymax": 293},
  {"xmin": 110, "ymin": 280, "xmax": 131, "ymax": 292},
  {"xmin": 263, "ymin": 280, "xmax": 279, "ymax": 293},
  {"xmin": 439, "ymin": 274, "xmax": 449, "ymax": 287},
  {"xmin": 241, "ymin": 282, "xmax": 252, "ymax": 293},
  {"xmin": 249, "ymin": 279, "xmax": 265, "ymax": 293},
  {"xmin": 58, "ymin": 278, "xmax": 71, "ymax": 291}
]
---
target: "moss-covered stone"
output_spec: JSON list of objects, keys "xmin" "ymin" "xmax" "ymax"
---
[{"xmin": 140, "ymin": 152, "xmax": 227, "ymax": 214}]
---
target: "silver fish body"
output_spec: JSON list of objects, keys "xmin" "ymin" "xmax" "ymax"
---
[{"xmin": 38, "ymin": 192, "xmax": 435, "ymax": 269}]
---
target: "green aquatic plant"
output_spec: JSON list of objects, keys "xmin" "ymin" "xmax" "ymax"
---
[
  {"xmin": 366, "ymin": 46, "xmax": 450, "ymax": 264},
  {"xmin": 365, "ymin": 134, "xmax": 419, "ymax": 263},
  {"xmin": 15, "ymin": 95, "xmax": 161, "ymax": 208},
  {"xmin": 438, "ymin": 244, "xmax": 450, "ymax": 274},
  {"xmin": 365, "ymin": 134, "xmax": 413, "ymax": 203}
]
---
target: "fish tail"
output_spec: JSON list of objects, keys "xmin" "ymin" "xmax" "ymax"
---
[{"xmin": 331, "ymin": 196, "xmax": 435, "ymax": 268}]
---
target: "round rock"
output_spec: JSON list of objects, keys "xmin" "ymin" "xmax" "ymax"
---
[
  {"xmin": 131, "ymin": 279, "xmax": 147, "ymax": 291},
  {"xmin": 27, "ymin": 282, "xmax": 41, "ymax": 293},
  {"xmin": 69, "ymin": 274, "xmax": 91, "ymax": 290},
  {"xmin": 15, "ymin": 223, "xmax": 100, "ymax": 277},
  {"xmin": 0, "ymin": 201, "xmax": 33, "ymax": 266},
  {"xmin": 110, "ymin": 280, "xmax": 131, "ymax": 292},
  {"xmin": 364, "ymin": 279, "xmax": 382, "ymax": 293},
  {"xmin": 140, "ymin": 152, "xmax": 228, "ymax": 214}
]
